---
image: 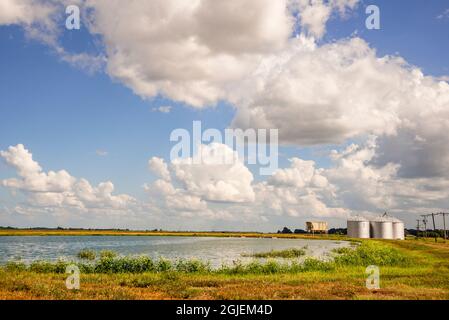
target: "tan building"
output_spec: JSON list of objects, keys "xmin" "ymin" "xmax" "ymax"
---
[{"xmin": 306, "ymin": 221, "xmax": 328, "ymax": 234}]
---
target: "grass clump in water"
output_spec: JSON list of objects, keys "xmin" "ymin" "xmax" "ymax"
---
[
  {"xmin": 242, "ymin": 248, "xmax": 306, "ymax": 259},
  {"xmin": 99, "ymin": 250, "xmax": 117, "ymax": 260},
  {"xmin": 77, "ymin": 249, "xmax": 96, "ymax": 261}
]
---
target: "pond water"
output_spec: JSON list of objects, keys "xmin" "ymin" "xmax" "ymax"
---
[{"xmin": 0, "ymin": 236, "xmax": 350, "ymax": 267}]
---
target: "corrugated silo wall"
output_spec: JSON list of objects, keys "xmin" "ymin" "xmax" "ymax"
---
[
  {"xmin": 347, "ymin": 220, "xmax": 370, "ymax": 238},
  {"xmin": 370, "ymin": 221, "xmax": 394, "ymax": 239},
  {"xmin": 393, "ymin": 222, "xmax": 405, "ymax": 240}
]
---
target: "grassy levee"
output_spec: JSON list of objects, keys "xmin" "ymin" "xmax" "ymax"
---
[
  {"xmin": 1, "ymin": 238, "xmax": 449, "ymax": 299},
  {"xmin": 0, "ymin": 229, "xmax": 349, "ymax": 240}
]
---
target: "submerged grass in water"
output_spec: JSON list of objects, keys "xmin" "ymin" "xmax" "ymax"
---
[
  {"xmin": 2, "ymin": 241, "xmax": 411, "ymax": 275},
  {"xmin": 77, "ymin": 249, "xmax": 96, "ymax": 261},
  {"xmin": 242, "ymin": 248, "xmax": 306, "ymax": 259}
]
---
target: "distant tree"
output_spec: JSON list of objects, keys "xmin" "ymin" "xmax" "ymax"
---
[
  {"xmin": 294, "ymin": 229, "xmax": 306, "ymax": 234},
  {"xmin": 328, "ymin": 228, "xmax": 347, "ymax": 235},
  {"xmin": 406, "ymin": 229, "xmax": 447, "ymax": 238},
  {"xmin": 278, "ymin": 227, "xmax": 293, "ymax": 234}
]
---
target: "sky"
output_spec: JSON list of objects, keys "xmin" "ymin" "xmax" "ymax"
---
[{"xmin": 1, "ymin": 0, "xmax": 449, "ymax": 231}]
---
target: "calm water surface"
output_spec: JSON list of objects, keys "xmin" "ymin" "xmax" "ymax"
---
[{"xmin": 0, "ymin": 236, "xmax": 350, "ymax": 267}]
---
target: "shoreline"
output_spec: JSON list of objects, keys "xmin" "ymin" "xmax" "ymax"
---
[
  {"xmin": 0, "ymin": 229, "xmax": 348, "ymax": 240},
  {"xmin": 1, "ymin": 239, "xmax": 448, "ymax": 299}
]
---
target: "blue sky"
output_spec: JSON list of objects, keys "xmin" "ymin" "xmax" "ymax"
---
[
  {"xmin": 1, "ymin": 0, "xmax": 449, "ymax": 230},
  {"xmin": 325, "ymin": 0, "xmax": 449, "ymax": 76}
]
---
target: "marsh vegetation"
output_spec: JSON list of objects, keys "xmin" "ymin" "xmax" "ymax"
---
[
  {"xmin": 0, "ymin": 237, "xmax": 448, "ymax": 299},
  {"xmin": 242, "ymin": 248, "xmax": 307, "ymax": 259}
]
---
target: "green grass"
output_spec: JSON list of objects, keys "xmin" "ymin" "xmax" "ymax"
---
[
  {"xmin": 99, "ymin": 250, "xmax": 117, "ymax": 260},
  {"xmin": 2, "ymin": 241, "xmax": 411, "ymax": 275},
  {"xmin": 77, "ymin": 249, "xmax": 96, "ymax": 261},
  {"xmin": 242, "ymin": 248, "xmax": 306, "ymax": 259},
  {"xmin": 1, "ymin": 239, "xmax": 449, "ymax": 300},
  {"xmin": 333, "ymin": 241, "xmax": 411, "ymax": 267}
]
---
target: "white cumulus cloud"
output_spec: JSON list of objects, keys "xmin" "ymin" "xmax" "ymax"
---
[{"xmin": 1, "ymin": 144, "xmax": 136, "ymax": 213}]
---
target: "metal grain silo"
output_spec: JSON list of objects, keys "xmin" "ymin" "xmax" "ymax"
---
[
  {"xmin": 347, "ymin": 216, "xmax": 370, "ymax": 238},
  {"xmin": 392, "ymin": 218, "xmax": 405, "ymax": 240},
  {"xmin": 370, "ymin": 216, "xmax": 394, "ymax": 239}
]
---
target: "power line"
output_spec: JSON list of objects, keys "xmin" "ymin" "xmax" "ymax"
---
[{"xmin": 420, "ymin": 213, "xmax": 448, "ymax": 241}]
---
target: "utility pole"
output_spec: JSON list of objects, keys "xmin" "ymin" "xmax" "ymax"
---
[
  {"xmin": 416, "ymin": 219, "xmax": 420, "ymax": 238},
  {"xmin": 431, "ymin": 213, "xmax": 437, "ymax": 243},
  {"xmin": 421, "ymin": 214, "xmax": 438, "ymax": 238},
  {"xmin": 423, "ymin": 217, "xmax": 427, "ymax": 238},
  {"xmin": 443, "ymin": 212, "xmax": 447, "ymax": 240},
  {"xmin": 436, "ymin": 212, "xmax": 447, "ymax": 241},
  {"xmin": 420, "ymin": 212, "xmax": 449, "ymax": 241}
]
